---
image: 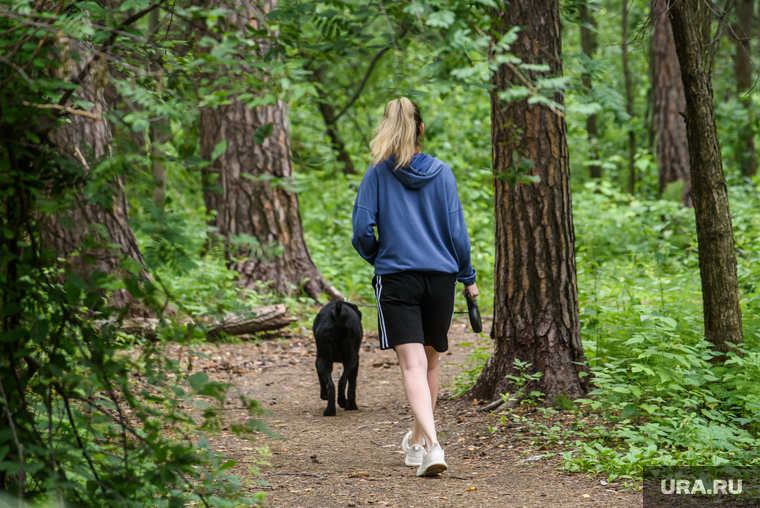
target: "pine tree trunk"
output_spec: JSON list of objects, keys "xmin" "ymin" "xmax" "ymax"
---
[
  {"xmin": 669, "ymin": 1, "xmax": 744, "ymax": 354},
  {"xmin": 580, "ymin": 2, "xmax": 601, "ymax": 179},
  {"xmin": 734, "ymin": 0, "xmax": 757, "ymax": 177},
  {"xmin": 44, "ymin": 55, "xmax": 145, "ymax": 311},
  {"xmin": 199, "ymin": 0, "xmax": 341, "ymax": 301},
  {"xmin": 149, "ymin": 7, "xmax": 169, "ymax": 207},
  {"xmin": 652, "ymin": 0, "xmax": 692, "ymax": 206},
  {"xmin": 466, "ymin": 0, "xmax": 588, "ymax": 403},
  {"xmin": 622, "ymin": 0, "xmax": 637, "ymax": 194}
]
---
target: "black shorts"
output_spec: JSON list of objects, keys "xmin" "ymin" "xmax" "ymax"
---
[{"xmin": 372, "ymin": 271, "xmax": 458, "ymax": 353}]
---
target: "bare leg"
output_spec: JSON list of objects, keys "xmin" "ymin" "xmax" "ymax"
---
[
  {"xmin": 396, "ymin": 344, "xmax": 438, "ymax": 451},
  {"xmin": 410, "ymin": 346, "xmax": 439, "ymax": 448},
  {"xmin": 426, "ymin": 346, "xmax": 440, "ymax": 409}
]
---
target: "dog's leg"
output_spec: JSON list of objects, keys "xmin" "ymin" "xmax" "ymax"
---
[
  {"xmin": 338, "ymin": 364, "xmax": 349, "ymax": 409},
  {"xmin": 346, "ymin": 358, "xmax": 359, "ymax": 411},
  {"xmin": 317, "ymin": 357, "xmax": 336, "ymax": 416},
  {"xmin": 316, "ymin": 358, "xmax": 328, "ymax": 400}
]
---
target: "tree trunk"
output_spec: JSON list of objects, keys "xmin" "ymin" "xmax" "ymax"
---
[
  {"xmin": 466, "ymin": 0, "xmax": 588, "ymax": 403},
  {"xmin": 669, "ymin": 1, "xmax": 744, "ymax": 353},
  {"xmin": 579, "ymin": 2, "xmax": 602, "ymax": 179},
  {"xmin": 652, "ymin": 0, "xmax": 692, "ymax": 206},
  {"xmin": 199, "ymin": 0, "xmax": 341, "ymax": 301},
  {"xmin": 44, "ymin": 52, "xmax": 145, "ymax": 311},
  {"xmin": 311, "ymin": 65, "xmax": 356, "ymax": 175},
  {"xmin": 734, "ymin": 0, "xmax": 757, "ymax": 177},
  {"xmin": 622, "ymin": 0, "xmax": 637, "ymax": 194},
  {"xmin": 149, "ymin": 7, "xmax": 169, "ymax": 207}
]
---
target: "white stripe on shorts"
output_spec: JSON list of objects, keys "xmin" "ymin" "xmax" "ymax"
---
[
  {"xmin": 449, "ymin": 280, "xmax": 456, "ymax": 330},
  {"xmin": 376, "ymin": 275, "xmax": 388, "ymax": 348}
]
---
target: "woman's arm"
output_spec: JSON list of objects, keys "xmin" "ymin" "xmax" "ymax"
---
[
  {"xmin": 446, "ymin": 168, "xmax": 477, "ymax": 290},
  {"xmin": 352, "ymin": 205, "xmax": 379, "ymax": 264},
  {"xmin": 450, "ymin": 206, "xmax": 477, "ymax": 286},
  {"xmin": 351, "ymin": 168, "xmax": 380, "ymax": 264}
]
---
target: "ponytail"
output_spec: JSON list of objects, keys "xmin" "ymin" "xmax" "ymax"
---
[{"xmin": 370, "ymin": 98, "xmax": 422, "ymax": 169}]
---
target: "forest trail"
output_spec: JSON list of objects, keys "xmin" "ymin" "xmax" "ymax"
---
[{"xmin": 171, "ymin": 320, "xmax": 643, "ymax": 508}]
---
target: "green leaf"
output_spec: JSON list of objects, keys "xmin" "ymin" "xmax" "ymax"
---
[
  {"xmin": 64, "ymin": 279, "xmax": 82, "ymax": 305},
  {"xmin": 25, "ymin": 130, "xmax": 40, "ymax": 144},
  {"xmin": 254, "ymin": 123, "xmax": 274, "ymax": 144},
  {"xmin": 655, "ymin": 368, "xmax": 672, "ymax": 383},
  {"xmin": 519, "ymin": 174, "xmax": 541, "ymax": 184},
  {"xmin": 212, "ymin": 140, "xmax": 227, "ymax": 161},
  {"xmin": 189, "ymin": 372, "xmax": 209, "ymax": 389},
  {"xmin": 621, "ymin": 404, "xmax": 637, "ymax": 419},
  {"xmin": 219, "ymin": 460, "xmax": 238, "ymax": 471},
  {"xmin": 425, "ymin": 10, "xmax": 456, "ymax": 28},
  {"xmin": 67, "ymin": 272, "xmax": 88, "ymax": 290},
  {"xmin": 119, "ymin": 0, "xmax": 150, "ymax": 11},
  {"xmin": 0, "ymin": 328, "xmax": 26, "ymax": 344},
  {"xmin": 124, "ymin": 278, "xmax": 145, "ymax": 298}
]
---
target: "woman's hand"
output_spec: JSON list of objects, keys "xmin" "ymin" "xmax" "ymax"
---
[{"xmin": 464, "ymin": 283, "xmax": 479, "ymax": 299}]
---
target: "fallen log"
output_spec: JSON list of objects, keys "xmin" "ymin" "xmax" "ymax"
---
[
  {"xmin": 118, "ymin": 304, "xmax": 295, "ymax": 339},
  {"xmin": 205, "ymin": 305, "xmax": 295, "ymax": 338}
]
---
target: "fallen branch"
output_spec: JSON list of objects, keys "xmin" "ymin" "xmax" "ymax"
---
[
  {"xmin": 117, "ymin": 304, "xmax": 295, "ymax": 339},
  {"xmin": 477, "ymin": 398, "xmax": 505, "ymax": 413},
  {"xmin": 22, "ymin": 101, "xmax": 101, "ymax": 119},
  {"xmin": 205, "ymin": 305, "xmax": 295, "ymax": 338},
  {"xmin": 477, "ymin": 393, "xmax": 525, "ymax": 413}
]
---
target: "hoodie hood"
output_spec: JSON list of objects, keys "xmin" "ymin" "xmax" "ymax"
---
[{"xmin": 388, "ymin": 153, "xmax": 444, "ymax": 190}]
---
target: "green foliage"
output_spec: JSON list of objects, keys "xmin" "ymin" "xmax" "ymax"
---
[
  {"xmin": 0, "ymin": 0, "xmax": 279, "ymax": 505},
  {"xmin": 450, "ymin": 339, "xmax": 492, "ymax": 398},
  {"xmin": 502, "ymin": 359, "xmax": 545, "ymax": 408},
  {"xmin": 551, "ymin": 394, "xmax": 576, "ymax": 411},
  {"xmin": 448, "ymin": 181, "xmax": 760, "ymax": 482}
]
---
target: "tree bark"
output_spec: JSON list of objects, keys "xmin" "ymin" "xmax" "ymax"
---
[
  {"xmin": 734, "ymin": 0, "xmax": 757, "ymax": 177},
  {"xmin": 579, "ymin": 2, "xmax": 602, "ymax": 178},
  {"xmin": 44, "ymin": 50, "xmax": 145, "ymax": 311},
  {"xmin": 622, "ymin": 0, "xmax": 637, "ymax": 194},
  {"xmin": 199, "ymin": 0, "xmax": 341, "ymax": 301},
  {"xmin": 652, "ymin": 0, "xmax": 692, "ymax": 205},
  {"xmin": 669, "ymin": 0, "xmax": 744, "ymax": 354},
  {"xmin": 310, "ymin": 65, "xmax": 356, "ymax": 175},
  {"xmin": 149, "ymin": 7, "xmax": 169, "ymax": 207},
  {"xmin": 466, "ymin": 0, "xmax": 588, "ymax": 403}
]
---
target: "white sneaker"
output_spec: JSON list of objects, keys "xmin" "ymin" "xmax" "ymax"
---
[
  {"xmin": 416, "ymin": 443, "xmax": 447, "ymax": 477},
  {"xmin": 401, "ymin": 431, "xmax": 425, "ymax": 467}
]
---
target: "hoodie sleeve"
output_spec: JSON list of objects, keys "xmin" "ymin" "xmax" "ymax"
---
[
  {"xmin": 447, "ymin": 171, "xmax": 477, "ymax": 286},
  {"xmin": 351, "ymin": 167, "xmax": 380, "ymax": 265}
]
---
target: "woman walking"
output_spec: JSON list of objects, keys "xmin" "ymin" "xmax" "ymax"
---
[{"xmin": 351, "ymin": 98, "xmax": 479, "ymax": 476}]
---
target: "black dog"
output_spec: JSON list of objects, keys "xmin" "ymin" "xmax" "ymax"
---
[{"xmin": 313, "ymin": 301, "xmax": 363, "ymax": 417}]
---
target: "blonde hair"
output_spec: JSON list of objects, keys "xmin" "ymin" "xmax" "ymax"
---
[{"xmin": 370, "ymin": 98, "xmax": 422, "ymax": 169}]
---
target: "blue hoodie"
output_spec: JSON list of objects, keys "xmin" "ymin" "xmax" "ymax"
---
[{"xmin": 351, "ymin": 153, "xmax": 476, "ymax": 286}]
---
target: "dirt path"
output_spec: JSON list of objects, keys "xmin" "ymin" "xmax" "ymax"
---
[{"xmin": 173, "ymin": 319, "xmax": 643, "ymax": 508}]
